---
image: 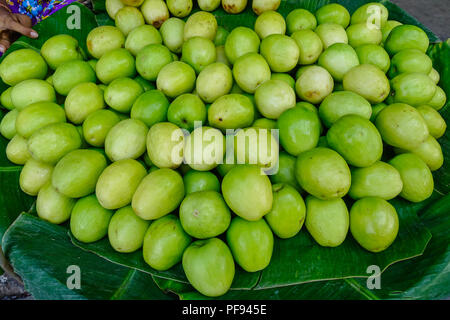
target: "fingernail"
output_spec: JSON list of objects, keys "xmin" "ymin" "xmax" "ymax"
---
[
  {"xmin": 30, "ymin": 31, "xmax": 38, "ymax": 38},
  {"xmin": 0, "ymin": 45, "xmax": 5, "ymax": 53}
]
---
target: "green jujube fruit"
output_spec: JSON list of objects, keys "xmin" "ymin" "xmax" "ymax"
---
[
  {"xmin": 315, "ymin": 3, "xmax": 350, "ymax": 28},
  {"xmin": 355, "ymin": 44, "xmax": 390, "ymax": 74},
  {"xmin": 208, "ymin": 94, "xmax": 254, "ymax": 130},
  {"xmin": 160, "ymin": 18, "xmax": 185, "ymax": 53},
  {"xmin": 286, "ymin": 8, "xmax": 317, "ymax": 34},
  {"xmin": 253, "ymin": 118, "xmax": 277, "ymax": 130},
  {"xmin": 19, "ymin": 158, "xmax": 53, "ymax": 196},
  {"xmin": 136, "ymin": 44, "xmax": 173, "ymax": 81},
  {"xmin": 52, "ymin": 149, "xmax": 107, "ymax": 198},
  {"xmin": 295, "ymin": 147, "xmax": 351, "ymax": 200},
  {"xmin": 86, "ymin": 26, "xmax": 125, "ymax": 59},
  {"xmin": 156, "ymin": 61, "xmax": 196, "ymax": 98},
  {"xmin": 0, "ymin": 109, "xmax": 18, "ymax": 140},
  {"xmin": 70, "ymin": 195, "xmax": 114, "ymax": 243},
  {"xmin": 346, "ymin": 23, "xmax": 382, "ymax": 48},
  {"xmin": 65, "ymin": 83, "xmax": 104, "ymax": 124},
  {"xmin": 132, "ymin": 168, "xmax": 185, "ymax": 220},
  {"xmin": 140, "ymin": 0, "xmax": 169, "ymax": 28},
  {"xmin": 41, "ymin": 34, "xmax": 85, "ymax": 70},
  {"xmin": 255, "ymin": 80, "xmax": 296, "ymax": 119},
  {"xmin": 180, "ymin": 191, "xmax": 231, "ymax": 239},
  {"xmin": 108, "ymin": 206, "xmax": 150, "ymax": 253},
  {"xmin": 105, "ymin": 119, "xmax": 148, "ymax": 161},
  {"xmin": 196, "ymin": 62, "xmax": 233, "ymax": 103},
  {"xmin": 305, "ymin": 196, "xmax": 349, "ymax": 247},
  {"xmin": 395, "ymin": 135, "xmax": 444, "ymax": 172},
  {"xmin": 133, "ymin": 76, "xmax": 155, "ymax": 92},
  {"xmin": 183, "ymin": 170, "xmax": 220, "ymax": 194},
  {"xmin": 254, "ymin": 10, "xmax": 286, "ymax": 39},
  {"xmin": 131, "ymin": 90, "xmax": 169, "ymax": 128},
  {"xmin": 0, "ymin": 49, "xmax": 48, "ymax": 86},
  {"xmin": 350, "ymin": 2, "xmax": 388, "ymax": 27},
  {"xmin": 115, "ymin": 6, "xmax": 145, "ymax": 36},
  {"xmin": 385, "ymin": 24, "xmax": 430, "ymax": 55},
  {"xmin": 222, "ymin": 165, "xmax": 273, "ymax": 221},
  {"xmin": 10, "ymin": 79, "xmax": 56, "ymax": 110},
  {"xmin": 28, "ymin": 123, "xmax": 82, "ymax": 164},
  {"xmin": 96, "ymin": 159, "xmax": 147, "ymax": 209},
  {"xmin": 290, "ymin": 29, "xmax": 323, "ymax": 65},
  {"xmin": 350, "ymin": 197, "xmax": 399, "ymax": 253},
  {"xmin": 428, "ymin": 68, "xmax": 440, "ymax": 84},
  {"xmin": 181, "ymin": 37, "xmax": 216, "ymax": 73},
  {"xmin": 375, "ymin": 103, "xmax": 429, "ymax": 150},
  {"xmin": 183, "ymin": 11, "xmax": 217, "ymax": 41},
  {"xmin": 416, "ymin": 105, "xmax": 447, "ymax": 139},
  {"xmin": 319, "ymin": 91, "xmax": 372, "ymax": 128},
  {"xmin": 327, "ymin": 115, "xmax": 383, "ymax": 167},
  {"xmin": 167, "ymin": 94, "xmax": 207, "ymax": 131},
  {"xmin": 82, "ymin": 109, "xmax": 120, "ymax": 147},
  {"xmin": 224, "ymin": 27, "xmax": 260, "ymax": 64},
  {"xmin": 143, "ymin": 214, "xmax": 191, "ymax": 270},
  {"xmin": 227, "ymin": 217, "xmax": 273, "ymax": 272},
  {"xmin": 391, "ymin": 73, "xmax": 437, "ymax": 106},
  {"xmin": 269, "ymin": 151, "xmax": 301, "ymax": 191},
  {"xmin": 270, "ymin": 73, "xmax": 295, "ymax": 88},
  {"xmin": 381, "ymin": 20, "xmax": 403, "ymax": 44},
  {"xmin": 1, "ymin": 87, "xmax": 14, "ymax": 110},
  {"xmin": 315, "ymin": 23, "xmax": 348, "ymax": 49},
  {"xmin": 6, "ymin": 135, "xmax": 31, "ymax": 165},
  {"xmin": 318, "ymin": 43, "xmax": 359, "ymax": 82},
  {"xmin": 36, "ymin": 182, "xmax": 76, "ymax": 224},
  {"xmin": 389, "ymin": 49, "xmax": 432, "ymax": 77},
  {"xmin": 146, "ymin": 122, "xmax": 184, "ymax": 168},
  {"xmin": 260, "ymin": 34, "xmax": 299, "ymax": 73},
  {"xmin": 52, "ymin": 60, "xmax": 96, "ymax": 96},
  {"xmin": 428, "ymin": 86, "xmax": 447, "ymax": 111},
  {"xmin": 370, "ymin": 103, "xmax": 387, "ymax": 122},
  {"xmin": 265, "ymin": 184, "xmax": 305, "ymax": 239},
  {"xmin": 389, "ymin": 153, "xmax": 434, "ymax": 203},
  {"xmin": 182, "ymin": 238, "xmax": 234, "ymax": 297},
  {"xmin": 96, "ymin": 48, "xmax": 136, "ymax": 84},
  {"xmin": 104, "ymin": 77, "xmax": 144, "ymax": 113},
  {"xmin": 199, "ymin": 0, "xmax": 221, "ymax": 13},
  {"xmin": 277, "ymin": 105, "xmax": 321, "ymax": 156},
  {"xmin": 295, "ymin": 66, "xmax": 334, "ymax": 104},
  {"xmin": 184, "ymin": 126, "xmax": 225, "ymax": 171},
  {"xmin": 125, "ymin": 25, "xmax": 162, "ymax": 56},
  {"xmin": 233, "ymin": 53, "xmax": 271, "ymax": 94},
  {"xmin": 349, "ymin": 161, "xmax": 403, "ymax": 200}
]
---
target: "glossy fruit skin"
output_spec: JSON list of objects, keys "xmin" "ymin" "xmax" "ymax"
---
[
  {"xmin": 28, "ymin": 123, "xmax": 82, "ymax": 165},
  {"xmin": 184, "ymin": 126, "xmax": 225, "ymax": 171},
  {"xmin": 141, "ymin": 0, "xmax": 169, "ymax": 28},
  {"xmin": 108, "ymin": 206, "xmax": 150, "ymax": 253},
  {"xmin": 428, "ymin": 86, "xmax": 447, "ymax": 111},
  {"xmin": 351, "ymin": 2, "xmax": 388, "ymax": 27},
  {"xmin": 196, "ymin": 62, "xmax": 233, "ymax": 103},
  {"xmin": 143, "ymin": 214, "xmax": 191, "ymax": 270},
  {"xmin": 227, "ymin": 217, "xmax": 273, "ymax": 272},
  {"xmin": 286, "ymin": 8, "xmax": 317, "ymax": 34},
  {"xmin": 318, "ymin": 43, "xmax": 359, "ymax": 82},
  {"xmin": 428, "ymin": 68, "xmax": 440, "ymax": 84},
  {"xmin": 355, "ymin": 44, "xmax": 390, "ymax": 73},
  {"xmin": 222, "ymin": 165, "xmax": 273, "ymax": 221},
  {"xmin": 252, "ymin": 0, "xmax": 280, "ymax": 15},
  {"xmin": 254, "ymin": 10, "xmax": 286, "ymax": 39},
  {"xmin": 270, "ymin": 73, "xmax": 295, "ymax": 88},
  {"xmin": 96, "ymin": 159, "xmax": 147, "ymax": 209},
  {"xmin": 385, "ymin": 25, "xmax": 430, "ymax": 55},
  {"xmin": 136, "ymin": 44, "xmax": 173, "ymax": 82},
  {"xmin": 269, "ymin": 151, "xmax": 301, "ymax": 191},
  {"xmin": 96, "ymin": 48, "xmax": 136, "ymax": 84},
  {"xmin": 70, "ymin": 195, "xmax": 114, "ymax": 243},
  {"xmin": 0, "ymin": 109, "xmax": 18, "ymax": 140},
  {"xmin": 349, "ymin": 161, "xmax": 403, "ymax": 200},
  {"xmin": 181, "ymin": 37, "xmax": 216, "ymax": 73},
  {"xmin": 315, "ymin": 3, "xmax": 350, "ymax": 28},
  {"xmin": 132, "ymin": 168, "xmax": 185, "ymax": 220},
  {"xmin": 315, "ymin": 23, "xmax": 348, "ymax": 49},
  {"xmin": 208, "ymin": 94, "xmax": 254, "ymax": 130},
  {"xmin": 214, "ymin": 26, "xmax": 229, "ymax": 46},
  {"xmin": 87, "ymin": 26, "xmax": 125, "ymax": 59},
  {"xmin": 295, "ymin": 147, "xmax": 351, "ymax": 200},
  {"xmin": 350, "ymin": 197, "xmax": 399, "ymax": 253},
  {"xmin": 278, "ymin": 105, "xmax": 321, "ymax": 156},
  {"xmin": 125, "ymin": 25, "xmax": 162, "ymax": 56},
  {"xmin": 265, "ymin": 184, "xmax": 305, "ymax": 238},
  {"xmin": 105, "ymin": 119, "xmax": 148, "ymax": 161},
  {"xmin": 167, "ymin": 0, "xmax": 193, "ymax": 18},
  {"xmin": 183, "ymin": 170, "xmax": 220, "ymax": 194},
  {"xmin": 104, "ymin": 77, "xmax": 143, "ymax": 113},
  {"xmin": 395, "ymin": 135, "xmax": 444, "ymax": 172},
  {"xmin": 199, "ymin": 0, "xmax": 221, "ymax": 12},
  {"xmin": 291, "ymin": 29, "xmax": 323, "ymax": 65},
  {"xmin": 295, "ymin": 66, "xmax": 334, "ymax": 104},
  {"xmin": 222, "ymin": 0, "xmax": 247, "ymax": 14},
  {"xmin": 255, "ymin": 80, "xmax": 296, "ymax": 119},
  {"xmin": 224, "ymin": 27, "xmax": 260, "ymax": 64},
  {"xmin": 391, "ymin": 73, "xmax": 436, "ymax": 106},
  {"xmin": 389, "ymin": 153, "xmax": 434, "ymax": 203},
  {"xmin": 1, "ymin": 87, "xmax": 14, "ymax": 110},
  {"xmin": 0, "ymin": 49, "xmax": 48, "ymax": 86},
  {"xmin": 305, "ymin": 195, "xmax": 349, "ymax": 247},
  {"xmin": 183, "ymin": 11, "xmax": 217, "ymax": 41},
  {"xmin": 260, "ymin": 34, "xmax": 299, "ymax": 72},
  {"xmin": 167, "ymin": 94, "xmax": 206, "ymax": 131},
  {"xmin": 375, "ymin": 103, "xmax": 429, "ymax": 150},
  {"xmin": 15, "ymin": 102, "xmax": 66, "ymax": 139},
  {"xmin": 156, "ymin": 61, "xmax": 196, "ymax": 98},
  {"xmin": 327, "ymin": 115, "xmax": 383, "ymax": 167},
  {"xmin": 41, "ymin": 34, "xmax": 85, "ymax": 69},
  {"xmin": 381, "ymin": 20, "xmax": 402, "ymax": 44},
  {"xmin": 389, "ymin": 49, "xmax": 432, "ymax": 78},
  {"xmin": 146, "ymin": 122, "xmax": 184, "ymax": 169},
  {"xmin": 343, "ymin": 64, "xmax": 390, "ymax": 104},
  {"xmin": 115, "ymin": 6, "xmax": 145, "ymax": 36},
  {"xmin": 233, "ymin": 53, "xmax": 271, "ymax": 94},
  {"xmin": 180, "ymin": 191, "xmax": 231, "ymax": 238},
  {"xmin": 65, "ymin": 83, "xmax": 104, "ymax": 124},
  {"xmin": 416, "ymin": 105, "xmax": 447, "ymax": 139},
  {"xmin": 131, "ymin": 90, "xmax": 169, "ymax": 128},
  {"xmin": 52, "ymin": 60, "xmax": 96, "ymax": 96},
  {"xmin": 6, "ymin": 135, "xmax": 31, "ymax": 165},
  {"xmin": 346, "ymin": 23, "xmax": 382, "ymax": 48},
  {"xmin": 319, "ymin": 91, "xmax": 372, "ymax": 128},
  {"xmin": 83, "ymin": 109, "xmax": 120, "ymax": 147},
  {"xmin": 182, "ymin": 238, "xmax": 234, "ymax": 297},
  {"xmin": 37, "ymin": 182, "xmax": 76, "ymax": 224},
  {"xmin": 19, "ymin": 158, "xmax": 53, "ymax": 196},
  {"xmin": 11, "ymin": 79, "xmax": 56, "ymax": 110},
  {"xmin": 52, "ymin": 149, "xmax": 107, "ymax": 198},
  {"xmin": 160, "ymin": 18, "xmax": 185, "ymax": 53}
]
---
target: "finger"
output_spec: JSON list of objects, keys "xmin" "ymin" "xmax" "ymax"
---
[
  {"xmin": 13, "ymin": 13, "xmax": 32, "ymax": 28},
  {"xmin": 8, "ymin": 20, "xmax": 38, "ymax": 38},
  {"xmin": 0, "ymin": 38, "xmax": 11, "ymax": 53}
]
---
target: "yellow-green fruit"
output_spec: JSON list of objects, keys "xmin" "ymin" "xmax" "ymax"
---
[
  {"xmin": 255, "ymin": 80, "xmax": 296, "ymax": 119},
  {"xmin": 19, "ymin": 158, "xmax": 53, "ymax": 196},
  {"xmin": 115, "ymin": 6, "xmax": 145, "ymax": 36},
  {"xmin": 395, "ymin": 136, "xmax": 444, "ymax": 172},
  {"xmin": 82, "ymin": 109, "xmax": 121, "ymax": 147},
  {"xmin": 41, "ymin": 34, "xmax": 85, "ymax": 69},
  {"xmin": 105, "ymin": 119, "xmax": 148, "ymax": 161},
  {"xmin": 318, "ymin": 43, "xmax": 359, "ymax": 82},
  {"xmin": 160, "ymin": 18, "xmax": 185, "ymax": 53},
  {"xmin": 198, "ymin": 0, "xmax": 220, "ymax": 11},
  {"xmin": 351, "ymin": 2, "xmax": 388, "ymax": 28},
  {"xmin": 286, "ymin": 8, "xmax": 317, "ymax": 34},
  {"xmin": 37, "ymin": 182, "xmax": 76, "ymax": 224},
  {"xmin": 254, "ymin": 10, "xmax": 286, "ymax": 39},
  {"xmin": 65, "ymin": 83, "xmax": 105, "ymax": 124},
  {"xmin": 295, "ymin": 66, "xmax": 334, "ymax": 104},
  {"xmin": 96, "ymin": 48, "xmax": 136, "ymax": 85},
  {"xmin": 315, "ymin": 23, "xmax": 348, "ymax": 49},
  {"xmin": 350, "ymin": 197, "xmax": 399, "ymax": 253},
  {"xmin": 143, "ymin": 214, "xmax": 191, "ymax": 270},
  {"xmin": 349, "ymin": 161, "xmax": 403, "ymax": 200},
  {"xmin": 70, "ymin": 195, "xmax": 114, "ymax": 243},
  {"xmin": 391, "ymin": 73, "xmax": 437, "ymax": 107},
  {"xmin": 428, "ymin": 68, "xmax": 440, "ymax": 85},
  {"xmin": 156, "ymin": 61, "xmax": 196, "ymax": 98},
  {"xmin": 141, "ymin": 0, "xmax": 169, "ymax": 28},
  {"xmin": 52, "ymin": 60, "xmax": 96, "ymax": 96},
  {"xmin": 375, "ymin": 103, "xmax": 429, "ymax": 150},
  {"xmin": 108, "ymin": 206, "xmax": 150, "ymax": 252},
  {"xmin": 265, "ymin": 184, "xmax": 305, "ymax": 239},
  {"xmin": 207, "ymin": 94, "xmax": 255, "ymax": 130},
  {"xmin": 146, "ymin": 122, "xmax": 184, "ymax": 169},
  {"xmin": 0, "ymin": 109, "xmax": 18, "ymax": 139},
  {"xmin": 260, "ymin": 34, "xmax": 299, "ymax": 73},
  {"xmin": 428, "ymin": 86, "xmax": 447, "ymax": 111},
  {"xmin": 184, "ymin": 11, "xmax": 217, "ymax": 41},
  {"xmin": 96, "ymin": 159, "xmax": 147, "ymax": 209},
  {"xmin": 106, "ymin": 0, "xmax": 125, "ymax": 19},
  {"xmin": 120, "ymin": 0, "xmax": 144, "ymax": 7},
  {"xmin": 389, "ymin": 153, "xmax": 434, "ymax": 203},
  {"xmin": 196, "ymin": 62, "xmax": 233, "ymax": 103},
  {"xmin": 1, "ymin": 87, "xmax": 15, "ymax": 110},
  {"xmin": 291, "ymin": 29, "xmax": 323, "ymax": 65},
  {"xmin": 132, "ymin": 168, "xmax": 185, "ymax": 220},
  {"xmin": 11, "ymin": 79, "xmax": 56, "ymax": 110},
  {"xmin": 28, "ymin": 123, "xmax": 82, "ymax": 164},
  {"xmin": 222, "ymin": 165, "xmax": 273, "ymax": 221},
  {"xmin": 125, "ymin": 24, "xmax": 162, "ymax": 56},
  {"xmin": 184, "ymin": 126, "xmax": 225, "ymax": 171},
  {"xmin": 346, "ymin": 23, "xmax": 382, "ymax": 48},
  {"xmin": 385, "ymin": 25, "xmax": 430, "ymax": 55},
  {"xmin": 104, "ymin": 77, "xmax": 144, "ymax": 113},
  {"xmin": 416, "ymin": 105, "xmax": 447, "ymax": 139},
  {"xmin": 222, "ymin": 0, "xmax": 247, "ymax": 14},
  {"xmin": 252, "ymin": 0, "xmax": 280, "ymax": 15},
  {"xmin": 87, "ymin": 26, "xmax": 125, "ymax": 59},
  {"xmin": 167, "ymin": 0, "xmax": 193, "ymax": 18},
  {"xmin": 224, "ymin": 27, "xmax": 260, "ymax": 64},
  {"xmin": 52, "ymin": 149, "xmax": 107, "ymax": 198},
  {"xmin": 295, "ymin": 147, "xmax": 351, "ymax": 200},
  {"xmin": 381, "ymin": 20, "xmax": 402, "ymax": 44},
  {"xmin": 315, "ymin": 3, "xmax": 350, "ymax": 28},
  {"xmin": 6, "ymin": 135, "xmax": 31, "ymax": 165},
  {"xmin": 305, "ymin": 196, "xmax": 349, "ymax": 247},
  {"xmin": 0, "ymin": 49, "xmax": 48, "ymax": 86},
  {"xmin": 233, "ymin": 53, "xmax": 271, "ymax": 94}
]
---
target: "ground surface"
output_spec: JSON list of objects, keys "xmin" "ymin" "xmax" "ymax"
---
[{"xmin": 0, "ymin": 0, "xmax": 448, "ymax": 300}]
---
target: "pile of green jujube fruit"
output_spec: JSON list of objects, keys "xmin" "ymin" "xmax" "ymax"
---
[{"xmin": 0, "ymin": 0, "xmax": 447, "ymax": 297}]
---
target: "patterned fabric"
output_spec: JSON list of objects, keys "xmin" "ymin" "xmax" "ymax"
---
[{"xmin": 5, "ymin": 0, "xmax": 78, "ymax": 24}]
